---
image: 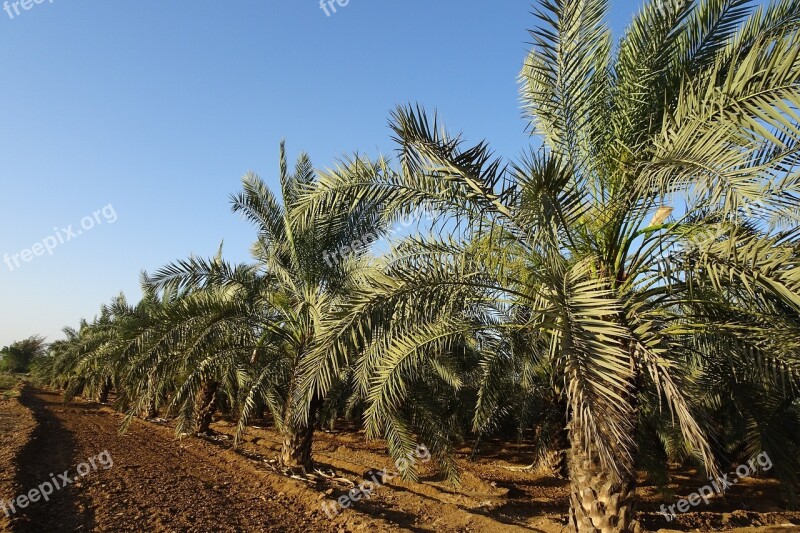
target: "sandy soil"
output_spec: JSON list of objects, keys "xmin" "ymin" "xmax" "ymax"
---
[{"xmin": 1, "ymin": 386, "xmax": 799, "ymax": 532}]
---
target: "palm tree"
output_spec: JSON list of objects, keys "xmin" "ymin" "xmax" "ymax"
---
[
  {"xmin": 295, "ymin": 0, "xmax": 800, "ymax": 530},
  {"xmin": 33, "ymin": 329, "xmax": 79, "ymax": 389},
  {"xmin": 679, "ymin": 223, "xmax": 800, "ymax": 503},
  {"xmin": 142, "ymin": 143, "xmax": 388, "ymax": 469},
  {"xmin": 121, "ymin": 271, "xmax": 258, "ymax": 434},
  {"xmin": 41, "ymin": 296, "xmax": 133, "ymax": 403}
]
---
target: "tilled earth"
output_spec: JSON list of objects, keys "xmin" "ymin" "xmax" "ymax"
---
[
  {"xmin": 3, "ymin": 388, "xmax": 320, "ymax": 532},
  {"xmin": 2, "ymin": 386, "xmax": 800, "ymax": 532},
  {"xmin": 0, "ymin": 387, "xmax": 35, "ymax": 533}
]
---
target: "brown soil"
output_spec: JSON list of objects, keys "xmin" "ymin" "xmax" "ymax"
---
[
  {"xmin": 2, "ymin": 385, "xmax": 800, "ymax": 532},
  {"xmin": 0, "ymin": 384, "xmax": 36, "ymax": 532}
]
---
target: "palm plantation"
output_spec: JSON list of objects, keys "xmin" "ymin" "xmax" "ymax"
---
[
  {"xmin": 297, "ymin": 0, "xmax": 800, "ymax": 530},
  {"xmin": 32, "ymin": 1, "xmax": 800, "ymax": 532},
  {"xmin": 97, "ymin": 144, "xmax": 387, "ymax": 468}
]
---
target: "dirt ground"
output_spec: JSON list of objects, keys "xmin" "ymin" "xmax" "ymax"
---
[
  {"xmin": 1, "ymin": 386, "xmax": 799, "ymax": 532},
  {"xmin": 0, "ymin": 383, "xmax": 35, "ymax": 532}
]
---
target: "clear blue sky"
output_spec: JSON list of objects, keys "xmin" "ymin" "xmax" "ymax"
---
[{"xmin": 0, "ymin": 1, "xmax": 675, "ymax": 346}]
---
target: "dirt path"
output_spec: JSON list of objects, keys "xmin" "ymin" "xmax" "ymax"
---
[
  {"xmin": 5, "ymin": 388, "xmax": 322, "ymax": 532},
  {"xmin": 3, "ymin": 388, "xmax": 553, "ymax": 533},
  {"xmin": 0, "ymin": 388, "xmax": 35, "ymax": 533}
]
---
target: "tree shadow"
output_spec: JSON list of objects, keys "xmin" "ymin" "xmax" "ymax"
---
[{"xmin": 11, "ymin": 388, "xmax": 94, "ymax": 532}]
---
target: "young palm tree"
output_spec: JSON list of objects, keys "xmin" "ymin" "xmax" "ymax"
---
[
  {"xmin": 35, "ymin": 327, "xmax": 81, "ymax": 390},
  {"xmin": 296, "ymin": 1, "xmax": 800, "ymax": 530},
  {"xmin": 142, "ymin": 144, "xmax": 389, "ymax": 469},
  {"xmin": 42, "ymin": 296, "xmax": 133, "ymax": 404},
  {"xmin": 117, "ymin": 278, "xmax": 256, "ymax": 434}
]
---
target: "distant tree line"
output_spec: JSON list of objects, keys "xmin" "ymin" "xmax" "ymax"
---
[{"xmin": 0, "ymin": 336, "xmax": 45, "ymax": 373}]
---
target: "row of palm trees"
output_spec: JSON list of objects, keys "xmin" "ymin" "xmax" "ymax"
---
[{"xmin": 32, "ymin": 1, "xmax": 800, "ymax": 531}]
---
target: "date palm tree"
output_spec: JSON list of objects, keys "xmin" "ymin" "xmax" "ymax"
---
[
  {"xmin": 115, "ymin": 278, "xmax": 255, "ymax": 434},
  {"xmin": 141, "ymin": 143, "xmax": 389, "ymax": 469},
  {"xmin": 35, "ymin": 327, "xmax": 82, "ymax": 391},
  {"xmin": 42, "ymin": 296, "xmax": 133, "ymax": 404},
  {"xmin": 296, "ymin": 0, "xmax": 800, "ymax": 530}
]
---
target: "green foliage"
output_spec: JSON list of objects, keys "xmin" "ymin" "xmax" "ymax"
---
[
  {"xmin": 0, "ymin": 373, "xmax": 20, "ymax": 399},
  {"xmin": 0, "ymin": 336, "xmax": 46, "ymax": 374},
  {"xmin": 295, "ymin": 0, "xmax": 800, "ymax": 494}
]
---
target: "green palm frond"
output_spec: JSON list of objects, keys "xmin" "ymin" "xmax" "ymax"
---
[{"xmin": 521, "ymin": 0, "xmax": 612, "ymax": 159}]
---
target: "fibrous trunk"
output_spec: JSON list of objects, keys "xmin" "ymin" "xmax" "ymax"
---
[
  {"xmin": 256, "ymin": 404, "xmax": 270, "ymax": 425},
  {"xmin": 280, "ymin": 424, "xmax": 315, "ymax": 470},
  {"xmin": 540, "ymin": 432, "xmax": 569, "ymax": 479},
  {"xmin": 196, "ymin": 380, "xmax": 219, "ymax": 435},
  {"xmin": 146, "ymin": 398, "xmax": 158, "ymax": 419},
  {"xmin": 568, "ymin": 424, "xmax": 639, "ymax": 532},
  {"xmin": 540, "ymin": 422, "xmax": 569, "ymax": 479},
  {"xmin": 145, "ymin": 375, "xmax": 158, "ymax": 418},
  {"xmin": 98, "ymin": 377, "xmax": 112, "ymax": 404},
  {"xmin": 280, "ymin": 395, "xmax": 322, "ymax": 471}
]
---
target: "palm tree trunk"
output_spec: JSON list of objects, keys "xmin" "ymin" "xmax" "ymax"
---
[
  {"xmin": 146, "ymin": 398, "xmax": 158, "ymax": 419},
  {"xmin": 98, "ymin": 377, "xmax": 112, "ymax": 404},
  {"xmin": 280, "ymin": 395, "xmax": 322, "ymax": 470},
  {"xmin": 567, "ymin": 417, "xmax": 639, "ymax": 532},
  {"xmin": 256, "ymin": 404, "xmax": 265, "ymax": 423},
  {"xmin": 196, "ymin": 380, "xmax": 219, "ymax": 435},
  {"xmin": 541, "ymin": 422, "xmax": 569, "ymax": 479},
  {"xmin": 280, "ymin": 424, "xmax": 315, "ymax": 469},
  {"xmin": 145, "ymin": 375, "xmax": 158, "ymax": 418}
]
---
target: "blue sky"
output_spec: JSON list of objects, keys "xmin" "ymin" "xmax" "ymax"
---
[{"xmin": 0, "ymin": 1, "xmax": 658, "ymax": 346}]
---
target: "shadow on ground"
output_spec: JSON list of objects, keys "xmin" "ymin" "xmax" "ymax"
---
[{"xmin": 11, "ymin": 387, "xmax": 94, "ymax": 532}]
